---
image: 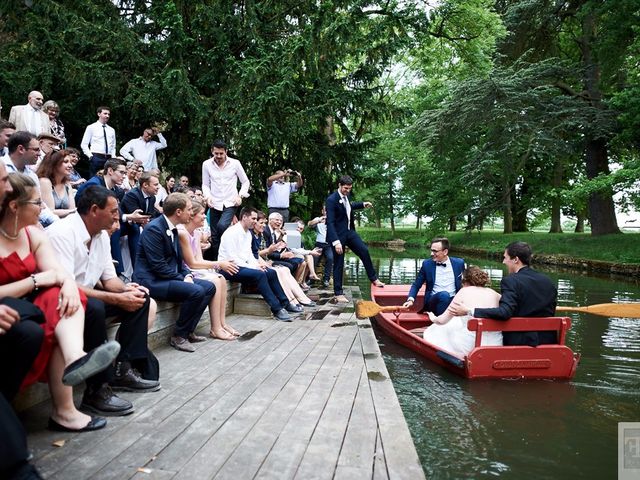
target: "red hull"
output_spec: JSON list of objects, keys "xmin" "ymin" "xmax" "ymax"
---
[{"xmin": 371, "ymin": 285, "xmax": 580, "ymax": 380}]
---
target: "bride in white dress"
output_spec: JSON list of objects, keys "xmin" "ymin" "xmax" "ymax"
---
[{"xmin": 423, "ymin": 266, "xmax": 502, "ymax": 356}]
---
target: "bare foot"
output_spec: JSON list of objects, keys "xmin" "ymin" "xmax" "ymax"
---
[
  {"xmin": 372, "ymin": 279, "xmax": 385, "ymax": 287},
  {"xmin": 334, "ymin": 295, "xmax": 350, "ymax": 303},
  {"xmin": 223, "ymin": 325, "xmax": 241, "ymax": 337},
  {"xmin": 209, "ymin": 330, "xmax": 236, "ymax": 341}
]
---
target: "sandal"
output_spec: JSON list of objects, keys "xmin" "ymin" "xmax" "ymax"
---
[
  {"xmin": 209, "ymin": 330, "xmax": 236, "ymax": 341},
  {"xmin": 224, "ymin": 325, "xmax": 241, "ymax": 337}
]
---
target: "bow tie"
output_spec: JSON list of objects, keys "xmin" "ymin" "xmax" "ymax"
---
[{"xmin": 436, "ymin": 262, "xmax": 447, "ymax": 267}]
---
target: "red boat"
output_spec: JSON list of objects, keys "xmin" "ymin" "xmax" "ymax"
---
[{"xmin": 371, "ymin": 285, "xmax": 580, "ymax": 380}]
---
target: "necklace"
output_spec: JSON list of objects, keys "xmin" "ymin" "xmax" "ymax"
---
[{"xmin": 0, "ymin": 226, "xmax": 19, "ymax": 241}]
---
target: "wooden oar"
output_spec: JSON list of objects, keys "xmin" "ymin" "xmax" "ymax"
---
[
  {"xmin": 355, "ymin": 300, "xmax": 408, "ymax": 319},
  {"xmin": 556, "ymin": 303, "xmax": 640, "ymax": 318}
]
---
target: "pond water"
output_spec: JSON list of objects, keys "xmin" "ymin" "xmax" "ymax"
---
[{"xmin": 341, "ymin": 247, "xmax": 640, "ymax": 479}]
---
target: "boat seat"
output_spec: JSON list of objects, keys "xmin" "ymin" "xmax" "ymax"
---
[{"xmin": 467, "ymin": 317, "xmax": 572, "ymax": 347}]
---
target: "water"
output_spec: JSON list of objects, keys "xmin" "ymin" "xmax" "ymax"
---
[{"xmin": 342, "ymin": 247, "xmax": 640, "ymax": 479}]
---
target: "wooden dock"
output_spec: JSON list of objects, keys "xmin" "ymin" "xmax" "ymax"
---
[{"xmin": 22, "ymin": 287, "xmax": 425, "ymax": 479}]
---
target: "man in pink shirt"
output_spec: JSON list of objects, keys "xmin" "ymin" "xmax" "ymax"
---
[{"xmin": 201, "ymin": 139, "xmax": 251, "ymax": 259}]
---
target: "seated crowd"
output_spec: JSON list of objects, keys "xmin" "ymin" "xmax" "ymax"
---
[{"xmin": 0, "ymin": 93, "xmax": 332, "ymax": 478}]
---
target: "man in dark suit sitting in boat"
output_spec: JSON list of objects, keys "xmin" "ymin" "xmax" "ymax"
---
[
  {"xmin": 448, "ymin": 241, "xmax": 558, "ymax": 346},
  {"xmin": 403, "ymin": 237, "xmax": 465, "ymax": 316}
]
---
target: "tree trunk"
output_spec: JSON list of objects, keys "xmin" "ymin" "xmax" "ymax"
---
[
  {"xmin": 574, "ymin": 211, "xmax": 586, "ymax": 233},
  {"xmin": 579, "ymin": 12, "xmax": 620, "ymax": 236},
  {"xmin": 512, "ymin": 180, "xmax": 529, "ymax": 232},
  {"xmin": 448, "ymin": 216, "xmax": 457, "ymax": 232},
  {"xmin": 549, "ymin": 160, "xmax": 563, "ymax": 233},
  {"xmin": 415, "ymin": 215, "xmax": 420, "ymax": 229},
  {"xmin": 503, "ymin": 183, "xmax": 512, "ymax": 234},
  {"xmin": 389, "ymin": 179, "xmax": 395, "ymax": 235}
]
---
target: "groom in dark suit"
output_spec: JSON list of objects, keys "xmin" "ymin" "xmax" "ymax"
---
[
  {"xmin": 326, "ymin": 175, "xmax": 384, "ymax": 303},
  {"xmin": 133, "ymin": 193, "xmax": 215, "ymax": 352},
  {"xmin": 403, "ymin": 237, "xmax": 465, "ymax": 315},
  {"xmin": 449, "ymin": 241, "xmax": 558, "ymax": 346}
]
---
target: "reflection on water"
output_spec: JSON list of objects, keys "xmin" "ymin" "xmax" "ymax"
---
[{"xmin": 342, "ymin": 248, "xmax": 640, "ymax": 479}]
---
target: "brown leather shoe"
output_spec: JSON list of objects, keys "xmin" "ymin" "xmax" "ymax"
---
[
  {"xmin": 188, "ymin": 333, "xmax": 207, "ymax": 343},
  {"xmin": 170, "ymin": 336, "xmax": 195, "ymax": 352}
]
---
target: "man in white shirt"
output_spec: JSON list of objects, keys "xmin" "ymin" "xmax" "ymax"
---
[
  {"xmin": 8, "ymin": 91, "xmax": 50, "ymax": 136},
  {"xmin": 5, "ymin": 131, "xmax": 59, "ymax": 226},
  {"xmin": 266, "ymin": 169, "xmax": 303, "ymax": 222},
  {"xmin": 81, "ymin": 106, "xmax": 116, "ymax": 177},
  {"xmin": 48, "ymin": 185, "xmax": 160, "ymax": 416},
  {"xmin": 218, "ymin": 207, "xmax": 303, "ymax": 322},
  {"xmin": 120, "ymin": 127, "xmax": 167, "ymax": 171},
  {"xmin": 201, "ymin": 139, "xmax": 250, "ymax": 259}
]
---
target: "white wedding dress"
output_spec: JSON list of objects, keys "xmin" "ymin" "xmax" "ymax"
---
[{"xmin": 423, "ymin": 314, "xmax": 502, "ymax": 357}]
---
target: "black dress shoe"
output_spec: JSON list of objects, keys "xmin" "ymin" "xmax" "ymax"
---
[
  {"xmin": 285, "ymin": 302, "xmax": 304, "ymax": 314},
  {"xmin": 62, "ymin": 340, "xmax": 120, "ymax": 386},
  {"xmin": 111, "ymin": 362, "xmax": 160, "ymax": 392},
  {"xmin": 80, "ymin": 384, "xmax": 134, "ymax": 416},
  {"xmin": 47, "ymin": 416, "xmax": 107, "ymax": 432}
]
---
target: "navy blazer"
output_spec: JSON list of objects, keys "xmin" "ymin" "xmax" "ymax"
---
[
  {"xmin": 408, "ymin": 257, "xmax": 465, "ymax": 312},
  {"xmin": 75, "ymin": 176, "xmax": 125, "ymax": 204},
  {"xmin": 325, "ymin": 190, "xmax": 364, "ymax": 245},
  {"xmin": 474, "ymin": 267, "xmax": 557, "ymax": 346},
  {"xmin": 121, "ymin": 186, "xmax": 159, "ymax": 217},
  {"xmin": 132, "ymin": 216, "xmax": 191, "ymax": 296},
  {"xmin": 262, "ymin": 225, "xmax": 288, "ymax": 261}
]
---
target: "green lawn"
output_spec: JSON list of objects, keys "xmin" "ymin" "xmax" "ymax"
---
[{"xmin": 357, "ymin": 228, "xmax": 640, "ymax": 264}]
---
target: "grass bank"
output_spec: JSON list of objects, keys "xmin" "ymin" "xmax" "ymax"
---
[{"xmin": 357, "ymin": 228, "xmax": 640, "ymax": 265}]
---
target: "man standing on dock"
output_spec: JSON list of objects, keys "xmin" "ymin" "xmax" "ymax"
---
[
  {"xmin": 449, "ymin": 241, "xmax": 558, "ymax": 346},
  {"xmin": 325, "ymin": 175, "xmax": 384, "ymax": 303}
]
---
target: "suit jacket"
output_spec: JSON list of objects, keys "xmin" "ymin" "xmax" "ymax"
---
[
  {"xmin": 75, "ymin": 176, "xmax": 125, "ymax": 204},
  {"xmin": 325, "ymin": 190, "xmax": 364, "ymax": 246},
  {"xmin": 262, "ymin": 225, "xmax": 287, "ymax": 261},
  {"xmin": 408, "ymin": 257, "xmax": 465, "ymax": 312},
  {"xmin": 9, "ymin": 105, "xmax": 50, "ymax": 136},
  {"xmin": 474, "ymin": 266, "xmax": 557, "ymax": 346},
  {"xmin": 121, "ymin": 187, "xmax": 159, "ymax": 217},
  {"xmin": 132, "ymin": 216, "xmax": 191, "ymax": 296}
]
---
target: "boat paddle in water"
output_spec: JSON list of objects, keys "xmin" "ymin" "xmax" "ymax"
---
[{"xmin": 555, "ymin": 303, "xmax": 640, "ymax": 318}]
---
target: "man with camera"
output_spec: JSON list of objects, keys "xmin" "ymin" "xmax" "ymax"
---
[{"xmin": 266, "ymin": 168, "xmax": 303, "ymax": 223}]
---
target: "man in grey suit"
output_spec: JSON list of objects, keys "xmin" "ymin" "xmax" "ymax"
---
[{"xmin": 8, "ymin": 91, "xmax": 50, "ymax": 136}]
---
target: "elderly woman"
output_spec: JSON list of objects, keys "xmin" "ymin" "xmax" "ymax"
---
[
  {"xmin": 42, "ymin": 100, "xmax": 66, "ymax": 146},
  {"xmin": 424, "ymin": 266, "xmax": 502, "ymax": 356},
  {"xmin": 0, "ymin": 173, "xmax": 118, "ymax": 431},
  {"xmin": 252, "ymin": 211, "xmax": 316, "ymax": 307},
  {"xmin": 177, "ymin": 201, "xmax": 240, "ymax": 340},
  {"xmin": 36, "ymin": 149, "xmax": 77, "ymax": 218}
]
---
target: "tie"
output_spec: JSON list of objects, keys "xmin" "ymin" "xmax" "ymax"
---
[
  {"xmin": 102, "ymin": 125, "xmax": 108, "ymax": 155},
  {"xmin": 145, "ymin": 196, "xmax": 151, "ymax": 214},
  {"xmin": 172, "ymin": 228, "xmax": 179, "ymax": 255},
  {"xmin": 342, "ymin": 195, "xmax": 351, "ymax": 229},
  {"xmin": 436, "ymin": 262, "xmax": 447, "ymax": 267}
]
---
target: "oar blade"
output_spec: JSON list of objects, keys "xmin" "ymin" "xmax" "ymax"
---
[
  {"xmin": 355, "ymin": 300, "xmax": 380, "ymax": 319},
  {"xmin": 557, "ymin": 303, "xmax": 640, "ymax": 318}
]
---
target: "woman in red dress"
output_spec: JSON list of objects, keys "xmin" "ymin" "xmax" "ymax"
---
[{"xmin": 0, "ymin": 173, "xmax": 117, "ymax": 431}]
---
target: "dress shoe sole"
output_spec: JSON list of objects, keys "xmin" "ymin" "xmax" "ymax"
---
[
  {"xmin": 48, "ymin": 416, "xmax": 108, "ymax": 432},
  {"xmin": 62, "ymin": 341, "xmax": 121, "ymax": 387},
  {"xmin": 110, "ymin": 383, "xmax": 161, "ymax": 393},
  {"xmin": 80, "ymin": 402, "xmax": 135, "ymax": 417}
]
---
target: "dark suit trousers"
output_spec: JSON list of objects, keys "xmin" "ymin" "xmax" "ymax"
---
[
  {"xmin": 221, "ymin": 266, "xmax": 288, "ymax": 313},
  {"xmin": 207, "ymin": 206, "xmax": 237, "ymax": 260},
  {"xmin": 85, "ymin": 296, "xmax": 150, "ymax": 364},
  {"xmin": 0, "ymin": 395, "xmax": 30, "ymax": 475},
  {"xmin": 332, "ymin": 230, "xmax": 377, "ymax": 295},
  {"xmin": 89, "ymin": 155, "xmax": 107, "ymax": 177},
  {"xmin": 149, "ymin": 279, "xmax": 215, "ymax": 338},
  {"xmin": 0, "ymin": 298, "xmax": 45, "ymax": 402}
]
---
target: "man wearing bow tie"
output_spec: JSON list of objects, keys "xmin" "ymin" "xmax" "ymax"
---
[
  {"xmin": 325, "ymin": 175, "xmax": 384, "ymax": 303},
  {"xmin": 403, "ymin": 237, "xmax": 465, "ymax": 315}
]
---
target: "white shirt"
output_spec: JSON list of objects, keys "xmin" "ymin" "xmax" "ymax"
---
[
  {"xmin": 46, "ymin": 213, "xmax": 116, "ymax": 288},
  {"xmin": 201, "ymin": 156, "xmax": 250, "ymax": 210},
  {"xmin": 218, "ymin": 222, "xmax": 259, "ymax": 268},
  {"xmin": 80, "ymin": 121, "xmax": 116, "ymax": 158},
  {"xmin": 433, "ymin": 259, "xmax": 457, "ymax": 296},
  {"xmin": 119, "ymin": 133, "xmax": 167, "ymax": 171},
  {"xmin": 267, "ymin": 181, "xmax": 298, "ymax": 208}
]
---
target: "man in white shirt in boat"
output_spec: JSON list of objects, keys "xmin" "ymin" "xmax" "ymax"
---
[{"xmin": 402, "ymin": 237, "xmax": 466, "ymax": 315}]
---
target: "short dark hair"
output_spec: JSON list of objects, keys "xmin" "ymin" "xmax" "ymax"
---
[
  {"xmin": 338, "ymin": 175, "xmax": 353, "ymax": 186},
  {"xmin": 431, "ymin": 237, "xmax": 450, "ymax": 251},
  {"xmin": 97, "ymin": 106, "xmax": 110, "ymax": 114},
  {"xmin": 104, "ymin": 158, "xmax": 125, "ymax": 173},
  {"xmin": 505, "ymin": 241, "xmax": 532, "ymax": 266},
  {"xmin": 8, "ymin": 131, "xmax": 36, "ymax": 154},
  {"xmin": 240, "ymin": 206, "xmax": 257, "ymax": 219},
  {"xmin": 0, "ymin": 120, "xmax": 16, "ymax": 131},
  {"xmin": 76, "ymin": 185, "xmax": 117, "ymax": 215},
  {"xmin": 163, "ymin": 192, "xmax": 190, "ymax": 216},
  {"xmin": 256, "ymin": 210, "xmax": 267, "ymax": 221},
  {"xmin": 139, "ymin": 172, "xmax": 157, "ymax": 186},
  {"xmin": 211, "ymin": 139, "xmax": 227, "ymax": 150}
]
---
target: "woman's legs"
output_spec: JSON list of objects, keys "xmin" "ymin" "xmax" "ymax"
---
[
  {"xmin": 206, "ymin": 275, "xmax": 233, "ymax": 340},
  {"xmin": 305, "ymin": 254, "xmax": 320, "ymax": 281},
  {"xmin": 274, "ymin": 267, "xmax": 299, "ymax": 304},
  {"xmin": 53, "ymin": 307, "xmax": 87, "ymax": 366},
  {"xmin": 279, "ymin": 268, "xmax": 313, "ymax": 304},
  {"xmin": 48, "ymin": 346, "xmax": 92, "ymax": 429},
  {"xmin": 147, "ymin": 298, "xmax": 157, "ymax": 330}
]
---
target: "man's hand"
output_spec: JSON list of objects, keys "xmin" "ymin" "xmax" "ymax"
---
[
  {"xmin": 335, "ymin": 243, "xmax": 344, "ymax": 255},
  {"xmin": 448, "ymin": 299, "xmax": 470, "ymax": 317},
  {"xmin": 117, "ymin": 289, "xmax": 147, "ymax": 312},
  {"xmin": 0, "ymin": 305, "xmax": 20, "ymax": 335},
  {"xmin": 217, "ymin": 261, "xmax": 239, "ymax": 275},
  {"xmin": 234, "ymin": 195, "xmax": 242, "ymax": 206},
  {"xmin": 184, "ymin": 275, "xmax": 194, "ymax": 284},
  {"xmin": 402, "ymin": 299, "xmax": 414, "ymax": 309},
  {"xmin": 128, "ymin": 209, "xmax": 151, "ymax": 225},
  {"xmin": 126, "ymin": 282, "xmax": 149, "ymax": 295},
  {"xmin": 363, "ymin": 202, "xmax": 373, "ymax": 208},
  {"xmin": 310, "ymin": 247, "xmax": 322, "ymax": 257}
]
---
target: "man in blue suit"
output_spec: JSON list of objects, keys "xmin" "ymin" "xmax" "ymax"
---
[
  {"xmin": 326, "ymin": 175, "xmax": 384, "ymax": 303},
  {"xmin": 403, "ymin": 237, "xmax": 465, "ymax": 315},
  {"xmin": 133, "ymin": 192, "xmax": 215, "ymax": 352}
]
